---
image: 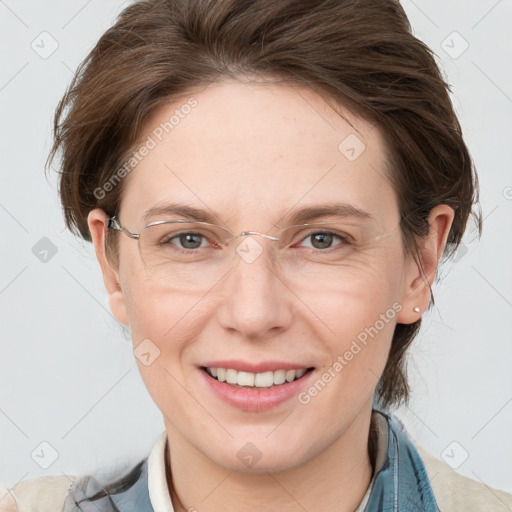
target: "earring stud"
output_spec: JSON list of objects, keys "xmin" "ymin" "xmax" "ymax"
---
[{"xmin": 413, "ymin": 306, "xmax": 420, "ymax": 313}]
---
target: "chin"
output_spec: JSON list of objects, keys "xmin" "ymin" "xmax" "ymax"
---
[{"xmin": 200, "ymin": 434, "xmax": 318, "ymax": 474}]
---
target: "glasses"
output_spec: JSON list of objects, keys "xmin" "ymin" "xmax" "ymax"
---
[{"xmin": 108, "ymin": 216, "xmax": 398, "ymax": 292}]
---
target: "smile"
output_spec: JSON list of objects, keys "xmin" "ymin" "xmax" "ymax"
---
[
  {"xmin": 203, "ymin": 367, "xmax": 313, "ymax": 388},
  {"xmin": 199, "ymin": 361, "xmax": 317, "ymax": 411}
]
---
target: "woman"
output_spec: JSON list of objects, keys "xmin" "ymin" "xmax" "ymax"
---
[{"xmin": 2, "ymin": 0, "xmax": 511, "ymax": 510}]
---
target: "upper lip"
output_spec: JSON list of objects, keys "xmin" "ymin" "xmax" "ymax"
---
[{"xmin": 200, "ymin": 360, "xmax": 313, "ymax": 373}]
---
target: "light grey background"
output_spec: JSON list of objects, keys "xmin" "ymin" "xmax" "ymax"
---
[{"xmin": 1, "ymin": 0, "xmax": 511, "ymax": 498}]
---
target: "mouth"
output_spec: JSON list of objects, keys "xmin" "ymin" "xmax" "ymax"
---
[{"xmin": 200, "ymin": 366, "xmax": 315, "ymax": 389}]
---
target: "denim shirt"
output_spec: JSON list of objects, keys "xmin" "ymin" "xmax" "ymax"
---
[
  {"xmin": 63, "ymin": 410, "xmax": 439, "ymax": 512},
  {"xmin": 364, "ymin": 411, "xmax": 439, "ymax": 511}
]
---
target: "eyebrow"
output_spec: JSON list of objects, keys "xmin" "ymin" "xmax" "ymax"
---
[{"xmin": 142, "ymin": 201, "xmax": 373, "ymax": 226}]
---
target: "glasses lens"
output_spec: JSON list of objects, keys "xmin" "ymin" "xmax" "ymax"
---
[
  {"xmin": 137, "ymin": 220, "xmax": 399, "ymax": 292},
  {"xmin": 269, "ymin": 221, "xmax": 398, "ymax": 289},
  {"xmin": 139, "ymin": 221, "xmax": 235, "ymax": 291}
]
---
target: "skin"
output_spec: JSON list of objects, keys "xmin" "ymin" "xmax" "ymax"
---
[{"xmin": 88, "ymin": 79, "xmax": 454, "ymax": 512}]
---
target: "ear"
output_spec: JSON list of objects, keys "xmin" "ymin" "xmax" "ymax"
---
[
  {"xmin": 88, "ymin": 208, "xmax": 129, "ymax": 326},
  {"xmin": 396, "ymin": 204, "xmax": 455, "ymax": 324}
]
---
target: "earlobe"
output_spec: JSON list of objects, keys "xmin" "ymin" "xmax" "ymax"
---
[
  {"xmin": 87, "ymin": 209, "xmax": 129, "ymax": 326},
  {"xmin": 396, "ymin": 204, "xmax": 455, "ymax": 324}
]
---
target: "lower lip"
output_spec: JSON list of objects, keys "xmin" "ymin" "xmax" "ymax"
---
[{"xmin": 199, "ymin": 367, "xmax": 315, "ymax": 412}]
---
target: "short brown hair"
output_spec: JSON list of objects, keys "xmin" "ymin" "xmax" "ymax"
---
[{"xmin": 48, "ymin": 0, "xmax": 481, "ymax": 409}]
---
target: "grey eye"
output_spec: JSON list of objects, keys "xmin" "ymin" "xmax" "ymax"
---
[
  {"xmin": 310, "ymin": 233, "xmax": 334, "ymax": 249},
  {"xmin": 300, "ymin": 231, "xmax": 348, "ymax": 250},
  {"xmin": 177, "ymin": 233, "xmax": 204, "ymax": 249}
]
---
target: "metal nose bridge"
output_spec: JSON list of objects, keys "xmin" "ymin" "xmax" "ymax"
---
[{"xmin": 237, "ymin": 231, "xmax": 280, "ymax": 241}]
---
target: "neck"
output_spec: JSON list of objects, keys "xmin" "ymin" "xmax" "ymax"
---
[{"xmin": 165, "ymin": 407, "xmax": 376, "ymax": 512}]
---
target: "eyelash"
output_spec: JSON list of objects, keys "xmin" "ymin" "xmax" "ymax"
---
[
  {"xmin": 296, "ymin": 231, "xmax": 352, "ymax": 250},
  {"xmin": 165, "ymin": 230, "xmax": 353, "ymax": 251}
]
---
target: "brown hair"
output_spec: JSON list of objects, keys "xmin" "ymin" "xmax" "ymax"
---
[{"xmin": 48, "ymin": 0, "xmax": 480, "ymax": 409}]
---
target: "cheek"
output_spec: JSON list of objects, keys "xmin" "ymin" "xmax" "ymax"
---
[
  {"xmin": 314, "ymin": 284, "xmax": 398, "ymax": 377},
  {"xmin": 298, "ymin": 288, "xmax": 401, "ymax": 433},
  {"xmin": 122, "ymin": 282, "xmax": 203, "ymax": 416},
  {"xmin": 306, "ymin": 244, "xmax": 405, "ymax": 382},
  {"xmin": 302, "ymin": 244, "xmax": 404, "ymax": 326},
  {"xmin": 124, "ymin": 277, "xmax": 208, "ymax": 342},
  {"xmin": 120, "ymin": 264, "xmax": 210, "ymax": 396}
]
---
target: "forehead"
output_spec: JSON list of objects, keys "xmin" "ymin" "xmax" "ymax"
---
[{"xmin": 119, "ymin": 79, "xmax": 398, "ymax": 229}]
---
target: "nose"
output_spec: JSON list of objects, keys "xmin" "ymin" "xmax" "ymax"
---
[{"xmin": 216, "ymin": 235, "xmax": 294, "ymax": 340}]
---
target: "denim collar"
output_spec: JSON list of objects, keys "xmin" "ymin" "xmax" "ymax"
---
[
  {"xmin": 63, "ymin": 410, "xmax": 439, "ymax": 512},
  {"xmin": 363, "ymin": 410, "xmax": 439, "ymax": 511}
]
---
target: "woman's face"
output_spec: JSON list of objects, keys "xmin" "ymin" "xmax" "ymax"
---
[{"xmin": 94, "ymin": 79, "xmax": 424, "ymax": 472}]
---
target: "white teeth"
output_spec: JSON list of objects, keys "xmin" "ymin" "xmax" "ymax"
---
[
  {"xmin": 273, "ymin": 369, "xmax": 286, "ymax": 385},
  {"xmin": 237, "ymin": 371, "xmax": 255, "ymax": 387},
  {"xmin": 285, "ymin": 369, "xmax": 296, "ymax": 382},
  {"xmin": 295, "ymin": 369, "xmax": 306, "ymax": 379},
  {"xmin": 255, "ymin": 371, "xmax": 274, "ymax": 388},
  {"xmin": 205, "ymin": 367, "xmax": 309, "ymax": 387},
  {"xmin": 225, "ymin": 369, "xmax": 238, "ymax": 385}
]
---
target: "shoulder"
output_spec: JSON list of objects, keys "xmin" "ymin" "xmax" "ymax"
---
[
  {"xmin": 0, "ymin": 453, "xmax": 152, "ymax": 512},
  {"xmin": 416, "ymin": 445, "xmax": 512, "ymax": 512},
  {"xmin": 0, "ymin": 475, "xmax": 74, "ymax": 512}
]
